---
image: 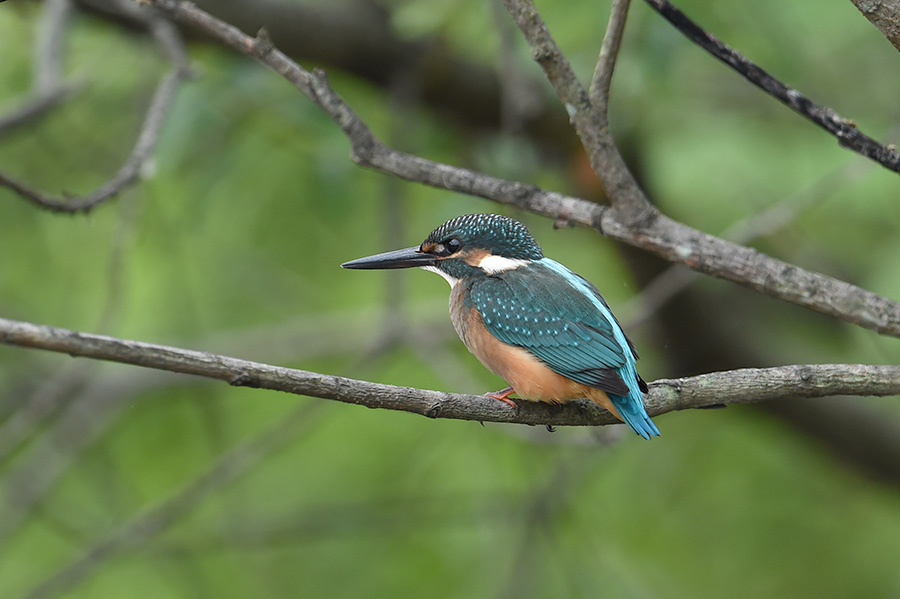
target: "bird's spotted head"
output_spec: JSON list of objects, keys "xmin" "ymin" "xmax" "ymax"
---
[{"xmin": 341, "ymin": 214, "xmax": 544, "ymax": 285}]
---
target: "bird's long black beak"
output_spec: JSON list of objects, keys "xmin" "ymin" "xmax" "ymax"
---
[{"xmin": 341, "ymin": 246, "xmax": 437, "ymax": 270}]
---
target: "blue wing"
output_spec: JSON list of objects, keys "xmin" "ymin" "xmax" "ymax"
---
[
  {"xmin": 467, "ymin": 260, "xmax": 633, "ymax": 396},
  {"xmin": 468, "ymin": 258, "xmax": 659, "ymax": 439}
]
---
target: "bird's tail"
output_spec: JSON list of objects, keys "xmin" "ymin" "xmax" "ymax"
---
[{"xmin": 608, "ymin": 391, "xmax": 660, "ymax": 440}]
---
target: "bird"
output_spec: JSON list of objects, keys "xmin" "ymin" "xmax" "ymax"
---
[{"xmin": 341, "ymin": 213, "xmax": 659, "ymax": 439}]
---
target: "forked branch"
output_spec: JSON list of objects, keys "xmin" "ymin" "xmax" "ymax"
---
[
  {"xmin": 0, "ymin": 7, "xmax": 190, "ymax": 213},
  {"xmin": 136, "ymin": 0, "xmax": 900, "ymax": 338}
]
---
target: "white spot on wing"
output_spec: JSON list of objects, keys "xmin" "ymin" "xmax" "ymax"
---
[
  {"xmin": 478, "ymin": 255, "xmax": 530, "ymax": 274},
  {"xmin": 421, "ymin": 265, "xmax": 459, "ymax": 288}
]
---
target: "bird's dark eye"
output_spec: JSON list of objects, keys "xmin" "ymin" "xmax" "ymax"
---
[{"xmin": 433, "ymin": 238, "xmax": 461, "ymax": 257}]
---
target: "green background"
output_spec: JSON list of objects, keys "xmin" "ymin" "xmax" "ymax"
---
[{"xmin": 2, "ymin": 0, "xmax": 900, "ymax": 597}]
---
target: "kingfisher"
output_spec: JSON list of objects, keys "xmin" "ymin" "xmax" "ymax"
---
[{"xmin": 341, "ymin": 213, "xmax": 659, "ymax": 439}]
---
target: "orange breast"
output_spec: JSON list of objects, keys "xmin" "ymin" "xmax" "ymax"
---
[{"xmin": 449, "ymin": 285, "xmax": 621, "ymax": 419}]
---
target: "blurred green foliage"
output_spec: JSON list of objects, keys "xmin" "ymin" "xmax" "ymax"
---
[{"xmin": 2, "ymin": 0, "xmax": 900, "ymax": 597}]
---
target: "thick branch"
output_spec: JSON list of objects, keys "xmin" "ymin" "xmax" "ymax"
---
[
  {"xmin": 126, "ymin": 0, "xmax": 900, "ymax": 338},
  {"xmin": 1, "ymin": 317, "xmax": 898, "ymax": 427},
  {"xmin": 643, "ymin": 0, "xmax": 900, "ymax": 174},
  {"xmin": 601, "ymin": 212, "xmax": 900, "ymax": 336},
  {"xmin": 849, "ymin": 0, "xmax": 900, "ymax": 52}
]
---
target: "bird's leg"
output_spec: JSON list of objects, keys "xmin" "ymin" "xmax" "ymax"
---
[{"xmin": 485, "ymin": 386, "xmax": 518, "ymax": 409}]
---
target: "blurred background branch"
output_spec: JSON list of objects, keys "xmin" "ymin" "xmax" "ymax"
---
[
  {"xmin": 72, "ymin": 0, "xmax": 577, "ymax": 153},
  {"xmin": 20, "ymin": 401, "xmax": 325, "ymax": 599},
  {"xmin": 2, "ymin": 0, "xmax": 900, "ymax": 597},
  {"xmin": 0, "ymin": 8, "xmax": 189, "ymax": 213},
  {"xmin": 0, "ymin": 0, "xmax": 75, "ymax": 134}
]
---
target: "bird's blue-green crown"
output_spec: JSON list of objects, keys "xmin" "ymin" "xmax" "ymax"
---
[{"xmin": 423, "ymin": 214, "xmax": 543, "ymax": 260}]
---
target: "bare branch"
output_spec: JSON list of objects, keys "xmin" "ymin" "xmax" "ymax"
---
[
  {"xmin": 0, "ymin": 88, "xmax": 75, "ymax": 134},
  {"xmin": 0, "ymin": 190, "xmax": 141, "ymax": 465},
  {"xmin": 0, "ymin": 69, "xmax": 180, "ymax": 213},
  {"xmin": 602, "ymin": 211, "xmax": 900, "ymax": 336},
  {"xmin": 0, "ymin": 0, "xmax": 76, "ymax": 134},
  {"xmin": 1, "ymin": 317, "xmax": 898, "ymax": 427},
  {"xmin": 589, "ymin": 0, "xmax": 631, "ymax": 115},
  {"xmin": 20, "ymin": 402, "xmax": 325, "ymax": 599},
  {"xmin": 643, "ymin": 0, "xmax": 900, "ymax": 174},
  {"xmin": 133, "ymin": 0, "xmax": 900, "ymax": 338},
  {"xmin": 0, "ymin": 10, "xmax": 189, "ymax": 213},
  {"xmin": 75, "ymin": 0, "xmax": 577, "ymax": 152},
  {"xmin": 623, "ymin": 161, "xmax": 868, "ymax": 329},
  {"xmin": 0, "ymin": 310, "xmax": 454, "ymax": 549},
  {"xmin": 500, "ymin": 0, "xmax": 653, "ymax": 223},
  {"xmin": 35, "ymin": 0, "xmax": 72, "ymax": 92},
  {"xmin": 849, "ymin": 0, "xmax": 900, "ymax": 52},
  {"xmin": 491, "ymin": 0, "xmax": 536, "ymax": 135}
]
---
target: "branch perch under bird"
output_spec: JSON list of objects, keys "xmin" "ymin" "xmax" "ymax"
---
[
  {"xmin": 342, "ymin": 214, "xmax": 662, "ymax": 439},
  {"xmin": 1, "ymin": 317, "xmax": 898, "ymax": 428}
]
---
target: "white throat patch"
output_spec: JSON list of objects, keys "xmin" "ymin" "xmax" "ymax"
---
[
  {"xmin": 421, "ymin": 265, "xmax": 459, "ymax": 288},
  {"xmin": 477, "ymin": 254, "xmax": 529, "ymax": 274}
]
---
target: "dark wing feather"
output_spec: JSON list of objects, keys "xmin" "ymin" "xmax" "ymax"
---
[{"xmin": 468, "ymin": 265, "xmax": 631, "ymax": 396}]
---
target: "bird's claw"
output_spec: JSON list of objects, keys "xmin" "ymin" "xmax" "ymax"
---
[{"xmin": 485, "ymin": 386, "xmax": 518, "ymax": 410}]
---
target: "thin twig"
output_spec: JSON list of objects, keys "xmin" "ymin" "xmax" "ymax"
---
[
  {"xmin": 1, "ymin": 317, "xmax": 898, "ymax": 427},
  {"xmin": 0, "ymin": 309, "xmax": 455, "ymax": 551},
  {"xmin": 0, "ymin": 8, "xmax": 189, "ymax": 213},
  {"xmin": 141, "ymin": 0, "xmax": 900, "ymax": 338},
  {"xmin": 0, "ymin": 69, "xmax": 181, "ymax": 213},
  {"xmin": 0, "ymin": 187, "xmax": 141, "ymax": 465},
  {"xmin": 491, "ymin": 0, "xmax": 534, "ymax": 134},
  {"xmin": 0, "ymin": 0, "xmax": 76, "ymax": 134},
  {"xmin": 643, "ymin": 0, "xmax": 900, "ymax": 174},
  {"xmin": 622, "ymin": 160, "xmax": 869, "ymax": 329},
  {"xmin": 0, "ymin": 88, "xmax": 76, "ymax": 134},
  {"xmin": 35, "ymin": 0, "xmax": 71, "ymax": 92},
  {"xmin": 589, "ymin": 0, "xmax": 631, "ymax": 117},
  {"xmin": 20, "ymin": 402, "xmax": 325, "ymax": 599}
]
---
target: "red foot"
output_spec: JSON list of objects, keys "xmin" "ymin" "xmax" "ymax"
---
[{"xmin": 485, "ymin": 386, "xmax": 518, "ymax": 409}]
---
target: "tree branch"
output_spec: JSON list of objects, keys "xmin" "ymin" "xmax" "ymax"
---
[
  {"xmin": 20, "ymin": 401, "xmax": 325, "ymax": 599},
  {"xmin": 137, "ymin": 0, "xmax": 900, "ymax": 339},
  {"xmin": 623, "ymin": 161, "xmax": 866, "ymax": 329},
  {"xmin": 0, "ymin": 9, "xmax": 189, "ymax": 213},
  {"xmin": 1, "ymin": 317, "xmax": 898, "ymax": 427},
  {"xmin": 849, "ymin": 0, "xmax": 900, "ymax": 53},
  {"xmin": 500, "ymin": 0, "xmax": 654, "ymax": 224},
  {"xmin": 74, "ymin": 0, "xmax": 578, "ymax": 153},
  {"xmin": 643, "ymin": 0, "xmax": 900, "ymax": 174},
  {"xmin": 0, "ymin": 0, "xmax": 76, "ymax": 134},
  {"xmin": 0, "ymin": 309, "xmax": 455, "ymax": 551},
  {"xmin": 589, "ymin": 0, "xmax": 631, "ymax": 116}
]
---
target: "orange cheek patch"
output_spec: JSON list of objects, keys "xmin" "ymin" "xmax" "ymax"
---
[{"xmin": 462, "ymin": 248, "xmax": 490, "ymax": 267}]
